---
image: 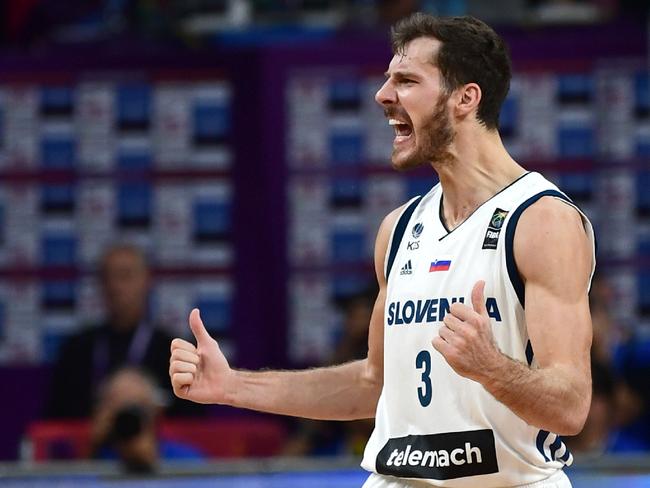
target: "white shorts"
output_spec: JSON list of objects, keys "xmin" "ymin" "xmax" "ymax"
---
[{"xmin": 362, "ymin": 469, "xmax": 572, "ymax": 488}]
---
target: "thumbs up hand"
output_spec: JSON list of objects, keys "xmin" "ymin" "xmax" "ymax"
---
[
  {"xmin": 169, "ymin": 309, "xmax": 234, "ymax": 404},
  {"xmin": 432, "ymin": 281, "xmax": 503, "ymax": 382}
]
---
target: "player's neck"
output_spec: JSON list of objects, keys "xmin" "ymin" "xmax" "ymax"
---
[{"xmin": 434, "ymin": 129, "xmax": 525, "ymax": 231}]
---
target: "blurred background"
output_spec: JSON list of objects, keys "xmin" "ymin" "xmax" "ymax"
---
[{"xmin": 0, "ymin": 0, "xmax": 649, "ymax": 486}]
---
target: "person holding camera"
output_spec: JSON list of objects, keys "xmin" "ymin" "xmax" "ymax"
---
[
  {"xmin": 46, "ymin": 244, "xmax": 202, "ymax": 419},
  {"xmin": 91, "ymin": 367, "xmax": 202, "ymax": 473}
]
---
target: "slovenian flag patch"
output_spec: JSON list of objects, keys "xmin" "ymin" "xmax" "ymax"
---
[{"xmin": 429, "ymin": 259, "xmax": 452, "ymax": 272}]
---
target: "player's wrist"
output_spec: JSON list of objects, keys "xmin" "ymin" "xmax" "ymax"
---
[
  {"xmin": 477, "ymin": 350, "xmax": 511, "ymax": 390},
  {"xmin": 220, "ymin": 368, "xmax": 240, "ymax": 406}
]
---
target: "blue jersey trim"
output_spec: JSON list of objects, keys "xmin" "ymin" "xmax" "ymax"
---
[
  {"xmin": 505, "ymin": 190, "xmax": 572, "ymax": 367},
  {"xmin": 536, "ymin": 430, "xmax": 551, "ymax": 462},
  {"xmin": 525, "ymin": 340, "xmax": 534, "ymax": 366},
  {"xmin": 504, "ymin": 189, "xmax": 571, "ymax": 309},
  {"xmin": 386, "ymin": 196, "xmax": 423, "ymax": 280},
  {"xmin": 548, "ymin": 435, "xmax": 563, "ymax": 461},
  {"xmin": 559, "ymin": 447, "xmax": 572, "ymax": 462}
]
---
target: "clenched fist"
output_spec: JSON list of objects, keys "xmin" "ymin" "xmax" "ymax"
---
[
  {"xmin": 169, "ymin": 309, "xmax": 233, "ymax": 405},
  {"xmin": 432, "ymin": 280, "xmax": 503, "ymax": 382}
]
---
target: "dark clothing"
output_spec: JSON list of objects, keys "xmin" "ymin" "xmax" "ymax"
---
[{"xmin": 46, "ymin": 322, "xmax": 202, "ymax": 419}]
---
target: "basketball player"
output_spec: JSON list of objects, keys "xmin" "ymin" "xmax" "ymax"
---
[{"xmin": 170, "ymin": 13, "xmax": 594, "ymax": 487}]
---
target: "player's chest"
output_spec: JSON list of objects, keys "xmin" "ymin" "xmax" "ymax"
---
[{"xmin": 391, "ymin": 213, "xmax": 505, "ymax": 291}]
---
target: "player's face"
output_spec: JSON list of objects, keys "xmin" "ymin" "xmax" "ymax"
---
[{"xmin": 375, "ymin": 37, "xmax": 455, "ymax": 170}]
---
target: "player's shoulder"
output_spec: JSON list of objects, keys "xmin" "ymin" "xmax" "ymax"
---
[
  {"xmin": 378, "ymin": 191, "xmax": 432, "ymax": 238},
  {"xmin": 374, "ymin": 204, "xmax": 409, "ymax": 267},
  {"xmin": 378, "ymin": 203, "xmax": 410, "ymax": 236},
  {"xmin": 373, "ymin": 198, "xmax": 423, "ymax": 283},
  {"xmin": 514, "ymin": 195, "xmax": 591, "ymax": 278},
  {"xmin": 376, "ymin": 196, "xmax": 424, "ymax": 247},
  {"xmin": 516, "ymin": 194, "xmax": 584, "ymax": 231}
]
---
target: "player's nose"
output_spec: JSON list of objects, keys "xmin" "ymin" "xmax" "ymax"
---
[{"xmin": 375, "ymin": 79, "xmax": 397, "ymax": 106}]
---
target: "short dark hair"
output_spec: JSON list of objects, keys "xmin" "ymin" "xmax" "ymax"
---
[{"xmin": 391, "ymin": 13, "xmax": 512, "ymax": 130}]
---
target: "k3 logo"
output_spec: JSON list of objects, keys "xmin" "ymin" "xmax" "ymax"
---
[{"xmin": 407, "ymin": 241, "xmax": 420, "ymax": 251}]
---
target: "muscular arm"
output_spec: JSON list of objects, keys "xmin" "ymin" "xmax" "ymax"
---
[
  {"xmin": 171, "ymin": 205, "xmax": 406, "ymax": 421},
  {"xmin": 434, "ymin": 197, "xmax": 593, "ymax": 435},
  {"xmin": 227, "ymin": 337, "xmax": 380, "ymax": 420},
  {"xmin": 227, "ymin": 281, "xmax": 386, "ymax": 420},
  {"xmin": 482, "ymin": 198, "xmax": 593, "ymax": 435}
]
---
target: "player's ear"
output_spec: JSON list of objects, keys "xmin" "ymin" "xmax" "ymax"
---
[{"xmin": 454, "ymin": 83, "xmax": 481, "ymax": 120}]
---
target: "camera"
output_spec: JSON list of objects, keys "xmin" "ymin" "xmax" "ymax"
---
[{"xmin": 109, "ymin": 404, "xmax": 151, "ymax": 443}]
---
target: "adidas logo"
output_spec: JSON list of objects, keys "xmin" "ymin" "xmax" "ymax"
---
[{"xmin": 400, "ymin": 260, "xmax": 413, "ymax": 275}]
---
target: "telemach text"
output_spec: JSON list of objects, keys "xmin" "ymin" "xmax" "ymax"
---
[
  {"xmin": 377, "ymin": 430, "xmax": 499, "ymax": 480},
  {"xmin": 384, "ymin": 441, "xmax": 482, "ymax": 468}
]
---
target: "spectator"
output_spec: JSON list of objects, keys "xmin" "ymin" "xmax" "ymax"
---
[
  {"xmin": 331, "ymin": 287, "xmax": 378, "ymax": 364},
  {"xmin": 46, "ymin": 243, "xmax": 201, "ymax": 419},
  {"xmin": 589, "ymin": 271, "xmax": 621, "ymax": 364},
  {"xmin": 568, "ymin": 272, "xmax": 650, "ymax": 455},
  {"xmin": 91, "ymin": 367, "xmax": 203, "ymax": 473},
  {"xmin": 609, "ymin": 333, "xmax": 650, "ymax": 452},
  {"xmin": 589, "ymin": 272, "xmax": 650, "ymax": 452}
]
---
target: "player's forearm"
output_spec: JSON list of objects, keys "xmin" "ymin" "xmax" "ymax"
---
[
  {"xmin": 479, "ymin": 354, "xmax": 591, "ymax": 435},
  {"xmin": 224, "ymin": 359, "xmax": 382, "ymax": 421}
]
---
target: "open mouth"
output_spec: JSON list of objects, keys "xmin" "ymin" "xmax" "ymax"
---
[{"xmin": 388, "ymin": 118, "xmax": 413, "ymax": 144}]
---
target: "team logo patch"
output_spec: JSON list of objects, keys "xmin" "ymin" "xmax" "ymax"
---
[
  {"xmin": 482, "ymin": 208, "xmax": 509, "ymax": 250},
  {"xmin": 412, "ymin": 222, "xmax": 424, "ymax": 239},
  {"xmin": 376, "ymin": 429, "xmax": 499, "ymax": 480}
]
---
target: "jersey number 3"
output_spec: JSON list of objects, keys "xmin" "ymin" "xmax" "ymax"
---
[{"xmin": 416, "ymin": 350, "xmax": 432, "ymax": 407}]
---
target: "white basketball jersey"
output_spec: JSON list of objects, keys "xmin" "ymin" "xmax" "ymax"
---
[{"xmin": 361, "ymin": 172, "xmax": 596, "ymax": 487}]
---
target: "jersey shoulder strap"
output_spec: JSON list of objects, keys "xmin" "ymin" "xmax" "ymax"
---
[
  {"xmin": 504, "ymin": 189, "xmax": 573, "ymax": 308},
  {"xmin": 385, "ymin": 196, "xmax": 423, "ymax": 280}
]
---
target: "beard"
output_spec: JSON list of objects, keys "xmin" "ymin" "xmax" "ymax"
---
[{"xmin": 389, "ymin": 93, "xmax": 455, "ymax": 171}]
